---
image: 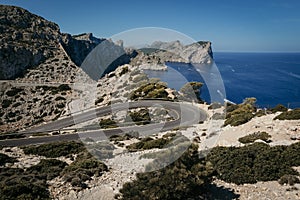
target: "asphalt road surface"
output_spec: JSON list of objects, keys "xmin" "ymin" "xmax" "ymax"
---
[{"xmin": 0, "ymin": 100, "xmax": 207, "ymax": 146}]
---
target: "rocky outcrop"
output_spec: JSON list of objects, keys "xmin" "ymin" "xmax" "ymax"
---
[
  {"xmin": 0, "ymin": 5, "xmax": 61, "ymax": 79},
  {"xmin": 60, "ymin": 33, "xmax": 105, "ymax": 67},
  {"xmin": 130, "ymin": 40, "xmax": 213, "ymax": 68},
  {"xmin": 149, "ymin": 40, "xmax": 213, "ymax": 64}
]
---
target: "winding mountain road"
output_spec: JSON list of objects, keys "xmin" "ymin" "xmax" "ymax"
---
[{"xmin": 0, "ymin": 100, "xmax": 207, "ymax": 146}]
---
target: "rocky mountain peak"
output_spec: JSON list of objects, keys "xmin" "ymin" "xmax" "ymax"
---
[{"xmin": 0, "ymin": 5, "xmax": 61, "ymax": 79}]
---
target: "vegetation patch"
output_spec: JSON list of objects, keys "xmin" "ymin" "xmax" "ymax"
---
[
  {"xmin": 27, "ymin": 159, "xmax": 68, "ymax": 180},
  {"xmin": 109, "ymin": 131, "xmax": 140, "ymax": 142},
  {"xmin": 129, "ymin": 82, "xmax": 169, "ymax": 100},
  {"xmin": 62, "ymin": 152, "xmax": 108, "ymax": 188},
  {"xmin": 126, "ymin": 108, "xmax": 151, "ymax": 125},
  {"xmin": 117, "ymin": 144, "xmax": 214, "ymax": 200},
  {"xmin": 269, "ymin": 104, "xmax": 288, "ymax": 113},
  {"xmin": 224, "ymin": 98, "xmax": 257, "ymax": 126},
  {"xmin": 86, "ymin": 141, "xmax": 115, "ymax": 159},
  {"xmin": 99, "ymin": 118, "xmax": 118, "ymax": 129},
  {"xmin": 22, "ymin": 141, "xmax": 85, "ymax": 158},
  {"xmin": 0, "ymin": 153, "xmax": 16, "ymax": 166},
  {"xmin": 0, "ymin": 168, "xmax": 50, "ymax": 200},
  {"xmin": 274, "ymin": 109, "xmax": 300, "ymax": 120},
  {"xmin": 5, "ymin": 87, "xmax": 24, "ymax": 97},
  {"xmin": 278, "ymin": 174, "xmax": 300, "ymax": 186},
  {"xmin": 179, "ymin": 81, "xmax": 203, "ymax": 102},
  {"xmin": 206, "ymin": 142, "xmax": 300, "ymax": 185},
  {"xmin": 1, "ymin": 99, "xmax": 12, "ymax": 108},
  {"xmin": 238, "ymin": 131, "xmax": 271, "ymax": 144},
  {"xmin": 126, "ymin": 133, "xmax": 181, "ymax": 152}
]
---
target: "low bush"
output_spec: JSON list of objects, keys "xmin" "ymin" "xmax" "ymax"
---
[
  {"xmin": 22, "ymin": 141, "xmax": 85, "ymax": 158},
  {"xmin": 62, "ymin": 152, "xmax": 108, "ymax": 188},
  {"xmin": 1, "ymin": 99, "xmax": 12, "ymax": 108},
  {"xmin": 274, "ymin": 109, "xmax": 300, "ymax": 120},
  {"xmin": 57, "ymin": 84, "xmax": 71, "ymax": 92},
  {"xmin": 206, "ymin": 142, "xmax": 300, "ymax": 185},
  {"xmin": 224, "ymin": 98, "xmax": 257, "ymax": 126},
  {"xmin": 126, "ymin": 133, "xmax": 181, "ymax": 152},
  {"xmin": 86, "ymin": 141, "xmax": 115, "ymax": 159},
  {"xmin": 269, "ymin": 104, "xmax": 288, "ymax": 113},
  {"xmin": 278, "ymin": 174, "xmax": 300, "ymax": 186},
  {"xmin": 109, "ymin": 131, "xmax": 139, "ymax": 142},
  {"xmin": 118, "ymin": 66, "xmax": 129, "ymax": 76},
  {"xmin": 27, "ymin": 159, "xmax": 67, "ymax": 180},
  {"xmin": 179, "ymin": 82, "xmax": 203, "ymax": 102},
  {"xmin": 55, "ymin": 96, "xmax": 66, "ymax": 101},
  {"xmin": 6, "ymin": 87, "xmax": 24, "ymax": 97},
  {"xmin": 0, "ymin": 153, "xmax": 16, "ymax": 166},
  {"xmin": 118, "ymin": 144, "xmax": 214, "ymax": 200},
  {"xmin": 129, "ymin": 82, "xmax": 168, "ymax": 100},
  {"xmin": 238, "ymin": 131, "xmax": 271, "ymax": 144},
  {"xmin": 95, "ymin": 97, "xmax": 104, "ymax": 105},
  {"xmin": 126, "ymin": 109, "xmax": 151, "ymax": 125},
  {"xmin": 224, "ymin": 112, "xmax": 254, "ymax": 126},
  {"xmin": 99, "ymin": 118, "xmax": 118, "ymax": 129},
  {"xmin": 0, "ymin": 168, "xmax": 50, "ymax": 199}
]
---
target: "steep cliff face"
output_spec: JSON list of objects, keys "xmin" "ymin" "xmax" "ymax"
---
[
  {"xmin": 0, "ymin": 5, "xmax": 61, "ymax": 79},
  {"xmin": 60, "ymin": 33, "xmax": 105, "ymax": 67}
]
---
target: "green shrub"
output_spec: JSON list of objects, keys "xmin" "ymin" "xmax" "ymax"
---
[
  {"xmin": 62, "ymin": 152, "xmax": 108, "ymax": 188},
  {"xmin": 129, "ymin": 82, "xmax": 168, "ymax": 100},
  {"xmin": 179, "ymin": 82, "xmax": 203, "ymax": 102},
  {"xmin": 126, "ymin": 133, "xmax": 181, "ymax": 152},
  {"xmin": 118, "ymin": 144, "xmax": 214, "ymax": 200},
  {"xmin": 274, "ymin": 109, "xmax": 300, "ymax": 120},
  {"xmin": 99, "ymin": 118, "xmax": 117, "ymax": 129},
  {"xmin": 58, "ymin": 84, "xmax": 71, "ymax": 91},
  {"xmin": 22, "ymin": 141, "xmax": 85, "ymax": 158},
  {"xmin": 1, "ymin": 99, "xmax": 12, "ymax": 108},
  {"xmin": 27, "ymin": 159, "xmax": 67, "ymax": 180},
  {"xmin": 224, "ymin": 112, "xmax": 254, "ymax": 126},
  {"xmin": 238, "ymin": 131, "xmax": 271, "ymax": 144},
  {"xmin": 278, "ymin": 175, "xmax": 300, "ymax": 186},
  {"xmin": 55, "ymin": 96, "xmax": 66, "ymax": 101},
  {"xmin": 126, "ymin": 109, "xmax": 151, "ymax": 125},
  {"xmin": 86, "ymin": 141, "xmax": 115, "ymax": 159},
  {"xmin": 0, "ymin": 153, "xmax": 16, "ymax": 166},
  {"xmin": 224, "ymin": 98, "xmax": 257, "ymax": 126},
  {"xmin": 269, "ymin": 104, "xmax": 288, "ymax": 113},
  {"xmin": 0, "ymin": 168, "xmax": 50, "ymax": 200},
  {"xmin": 6, "ymin": 87, "xmax": 24, "ymax": 97},
  {"xmin": 95, "ymin": 97, "xmax": 104, "ymax": 105},
  {"xmin": 206, "ymin": 142, "xmax": 300, "ymax": 185},
  {"xmin": 119, "ymin": 66, "xmax": 129, "ymax": 76}
]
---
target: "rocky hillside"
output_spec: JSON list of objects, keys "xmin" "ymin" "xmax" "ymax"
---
[
  {"xmin": 0, "ymin": 5, "xmax": 132, "ymax": 80},
  {"xmin": 150, "ymin": 40, "xmax": 213, "ymax": 63},
  {"xmin": 0, "ymin": 5, "xmax": 61, "ymax": 79}
]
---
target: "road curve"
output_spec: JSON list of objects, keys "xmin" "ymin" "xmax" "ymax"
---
[{"xmin": 0, "ymin": 100, "xmax": 207, "ymax": 146}]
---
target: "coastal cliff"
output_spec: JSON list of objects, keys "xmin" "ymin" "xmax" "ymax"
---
[{"xmin": 130, "ymin": 40, "xmax": 214, "ymax": 69}]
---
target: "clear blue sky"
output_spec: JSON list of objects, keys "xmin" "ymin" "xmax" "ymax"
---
[{"xmin": 1, "ymin": 0, "xmax": 300, "ymax": 52}]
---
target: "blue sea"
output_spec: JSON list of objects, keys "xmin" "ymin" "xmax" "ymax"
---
[{"xmin": 144, "ymin": 52, "xmax": 300, "ymax": 108}]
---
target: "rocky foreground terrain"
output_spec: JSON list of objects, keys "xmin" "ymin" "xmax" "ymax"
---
[{"xmin": 1, "ymin": 4, "xmax": 300, "ymax": 200}]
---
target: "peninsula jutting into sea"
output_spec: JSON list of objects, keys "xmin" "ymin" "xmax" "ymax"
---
[{"xmin": 1, "ymin": 4, "xmax": 300, "ymax": 200}]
